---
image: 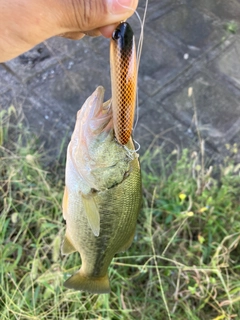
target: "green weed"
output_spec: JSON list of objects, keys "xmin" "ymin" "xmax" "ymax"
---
[
  {"xmin": 0, "ymin": 107, "xmax": 240, "ymax": 320},
  {"xmin": 225, "ymin": 21, "xmax": 238, "ymax": 34}
]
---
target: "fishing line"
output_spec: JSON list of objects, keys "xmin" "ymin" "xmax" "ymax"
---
[
  {"xmin": 124, "ymin": 144, "xmax": 140, "ymax": 160},
  {"xmin": 117, "ymin": 0, "xmax": 149, "ymax": 62},
  {"xmin": 131, "ymin": 1, "xmax": 148, "ymax": 154},
  {"xmin": 133, "ymin": 0, "xmax": 149, "ymax": 133},
  {"xmin": 133, "ymin": 138, "xmax": 141, "ymax": 153}
]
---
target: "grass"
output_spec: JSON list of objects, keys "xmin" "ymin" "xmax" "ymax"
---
[
  {"xmin": 225, "ymin": 21, "xmax": 238, "ymax": 34},
  {"xmin": 0, "ymin": 106, "xmax": 240, "ymax": 320}
]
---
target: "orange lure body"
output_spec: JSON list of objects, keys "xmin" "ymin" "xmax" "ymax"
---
[{"xmin": 110, "ymin": 22, "xmax": 137, "ymax": 145}]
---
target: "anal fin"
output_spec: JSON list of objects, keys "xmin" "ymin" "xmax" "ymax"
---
[
  {"xmin": 61, "ymin": 234, "xmax": 77, "ymax": 255},
  {"xmin": 117, "ymin": 230, "xmax": 135, "ymax": 253}
]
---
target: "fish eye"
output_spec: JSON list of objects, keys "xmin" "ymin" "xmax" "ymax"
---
[{"xmin": 112, "ymin": 29, "xmax": 121, "ymax": 40}]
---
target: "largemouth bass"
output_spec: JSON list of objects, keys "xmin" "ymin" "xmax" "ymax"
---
[{"xmin": 62, "ymin": 86, "xmax": 141, "ymax": 294}]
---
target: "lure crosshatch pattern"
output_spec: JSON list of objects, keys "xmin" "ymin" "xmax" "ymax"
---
[{"xmin": 110, "ymin": 22, "xmax": 137, "ymax": 145}]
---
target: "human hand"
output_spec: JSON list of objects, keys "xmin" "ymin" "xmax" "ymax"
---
[{"xmin": 0, "ymin": 0, "xmax": 138, "ymax": 62}]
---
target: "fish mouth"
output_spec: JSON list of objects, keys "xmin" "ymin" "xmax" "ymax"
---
[{"xmin": 82, "ymin": 86, "xmax": 113, "ymax": 135}]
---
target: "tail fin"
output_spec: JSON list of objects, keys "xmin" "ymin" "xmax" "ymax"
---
[{"xmin": 64, "ymin": 270, "xmax": 110, "ymax": 294}]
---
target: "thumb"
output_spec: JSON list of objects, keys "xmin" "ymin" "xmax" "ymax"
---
[{"xmin": 58, "ymin": 0, "xmax": 138, "ymax": 39}]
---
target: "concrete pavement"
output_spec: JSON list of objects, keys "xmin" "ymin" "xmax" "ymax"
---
[{"xmin": 1, "ymin": 0, "xmax": 240, "ymax": 163}]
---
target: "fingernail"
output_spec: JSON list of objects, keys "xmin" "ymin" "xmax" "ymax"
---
[{"xmin": 110, "ymin": 0, "xmax": 135, "ymax": 14}]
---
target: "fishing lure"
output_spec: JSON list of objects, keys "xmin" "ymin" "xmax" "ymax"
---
[{"xmin": 110, "ymin": 22, "xmax": 137, "ymax": 145}]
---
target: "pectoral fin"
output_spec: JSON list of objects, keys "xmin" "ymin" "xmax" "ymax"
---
[
  {"xmin": 61, "ymin": 234, "xmax": 77, "ymax": 255},
  {"xmin": 82, "ymin": 195, "xmax": 100, "ymax": 237}
]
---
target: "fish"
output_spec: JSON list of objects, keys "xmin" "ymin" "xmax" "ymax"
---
[
  {"xmin": 62, "ymin": 86, "xmax": 142, "ymax": 294},
  {"xmin": 110, "ymin": 22, "xmax": 137, "ymax": 145}
]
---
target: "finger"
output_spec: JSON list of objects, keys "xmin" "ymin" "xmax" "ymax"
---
[
  {"xmin": 99, "ymin": 24, "xmax": 120, "ymax": 38},
  {"xmin": 58, "ymin": 0, "xmax": 138, "ymax": 34},
  {"xmin": 58, "ymin": 31, "xmax": 85, "ymax": 40},
  {"xmin": 83, "ymin": 30, "xmax": 102, "ymax": 37}
]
